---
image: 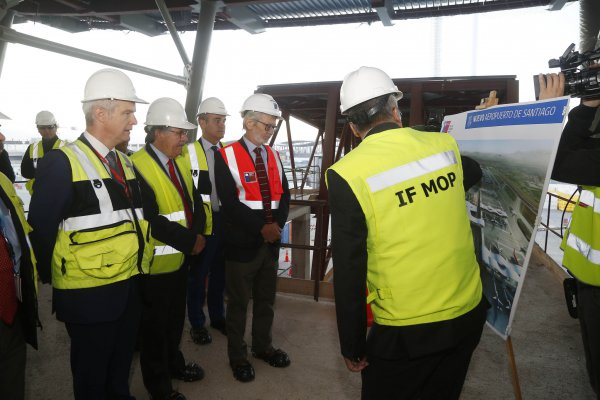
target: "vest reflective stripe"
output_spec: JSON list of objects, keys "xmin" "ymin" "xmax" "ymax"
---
[
  {"xmin": 187, "ymin": 142, "xmax": 202, "ymax": 188},
  {"xmin": 132, "ymin": 148, "xmax": 191, "ymax": 274},
  {"xmin": 52, "ymin": 140, "xmax": 151, "ymax": 290},
  {"xmin": 366, "ymin": 150, "xmax": 457, "ymax": 192},
  {"xmin": 155, "ymin": 244, "xmax": 180, "ymax": 256},
  {"xmin": 562, "ymin": 186, "xmax": 600, "ymax": 285},
  {"xmin": 327, "ymin": 127, "xmax": 482, "ymax": 327},
  {"xmin": 180, "ymin": 142, "xmax": 213, "ymax": 235},
  {"xmin": 578, "ymin": 190, "xmax": 600, "ymax": 214},
  {"xmin": 63, "ymin": 208, "xmax": 144, "ymax": 231},
  {"xmin": 222, "ymin": 142, "xmax": 284, "ymax": 210},
  {"xmin": 565, "ymin": 232, "xmax": 600, "ymax": 265},
  {"xmin": 224, "ymin": 146, "xmax": 247, "ymax": 201}
]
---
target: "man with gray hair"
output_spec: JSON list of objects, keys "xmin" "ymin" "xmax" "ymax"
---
[
  {"xmin": 214, "ymin": 93, "xmax": 291, "ymax": 383},
  {"xmin": 29, "ymin": 68, "xmax": 152, "ymax": 400}
]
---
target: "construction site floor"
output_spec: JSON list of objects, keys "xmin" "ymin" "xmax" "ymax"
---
[{"xmin": 25, "ymin": 245, "xmax": 596, "ymax": 399}]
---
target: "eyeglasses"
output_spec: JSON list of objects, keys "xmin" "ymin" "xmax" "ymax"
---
[
  {"xmin": 37, "ymin": 125, "xmax": 56, "ymax": 129},
  {"xmin": 254, "ymin": 120, "xmax": 277, "ymax": 132},
  {"xmin": 166, "ymin": 128, "xmax": 188, "ymax": 137}
]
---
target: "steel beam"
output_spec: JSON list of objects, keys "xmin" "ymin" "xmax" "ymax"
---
[
  {"xmin": 184, "ymin": 0, "xmax": 218, "ymax": 132},
  {"xmin": 156, "ymin": 0, "xmax": 191, "ymax": 66},
  {"xmin": 0, "ymin": 11, "xmax": 14, "ymax": 80},
  {"xmin": 0, "ymin": 26, "xmax": 187, "ymax": 85}
]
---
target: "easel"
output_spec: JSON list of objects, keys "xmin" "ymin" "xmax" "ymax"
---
[{"xmin": 506, "ymin": 336, "xmax": 523, "ymax": 400}]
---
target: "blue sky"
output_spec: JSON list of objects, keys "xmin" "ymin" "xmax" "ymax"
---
[{"xmin": 0, "ymin": 2, "xmax": 581, "ymax": 144}]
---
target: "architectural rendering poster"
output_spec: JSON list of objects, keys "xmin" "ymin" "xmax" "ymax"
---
[{"xmin": 442, "ymin": 97, "xmax": 570, "ymax": 339}]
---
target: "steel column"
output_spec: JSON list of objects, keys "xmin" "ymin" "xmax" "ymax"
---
[
  {"xmin": 0, "ymin": 11, "xmax": 14, "ymax": 80},
  {"xmin": 155, "ymin": 0, "xmax": 191, "ymax": 67},
  {"xmin": 184, "ymin": 0, "xmax": 217, "ymax": 131}
]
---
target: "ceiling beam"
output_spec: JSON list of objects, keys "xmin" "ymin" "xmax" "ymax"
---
[{"xmin": 224, "ymin": 4, "xmax": 265, "ymax": 34}]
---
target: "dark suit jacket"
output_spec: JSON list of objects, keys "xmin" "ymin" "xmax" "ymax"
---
[
  {"xmin": 134, "ymin": 144, "xmax": 206, "ymax": 257},
  {"xmin": 0, "ymin": 150, "xmax": 15, "ymax": 182},
  {"xmin": 214, "ymin": 138, "xmax": 290, "ymax": 262},
  {"xmin": 28, "ymin": 134, "xmax": 141, "ymax": 324},
  {"xmin": 0, "ymin": 178, "xmax": 38, "ymax": 347}
]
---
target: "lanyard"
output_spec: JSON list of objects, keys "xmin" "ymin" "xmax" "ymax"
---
[{"xmin": 92, "ymin": 149, "xmax": 131, "ymax": 198}]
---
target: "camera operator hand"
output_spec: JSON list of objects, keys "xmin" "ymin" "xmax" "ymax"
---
[{"xmin": 538, "ymin": 73, "xmax": 565, "ymax": 100}]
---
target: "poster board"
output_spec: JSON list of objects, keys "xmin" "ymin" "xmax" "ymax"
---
[{"xmin": 442, "ymin": 97, "xmax": 570, "ymax": 338}]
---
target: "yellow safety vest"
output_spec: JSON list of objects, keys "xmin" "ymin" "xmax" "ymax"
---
[
  {"xmin": 53, "ymin": 140, "xmax": 153, "ymax": 290},
  {"xmin": 327, "ymin": 127, "xmax": 482, "ymax": 326},
  {"xmin": 0, "ymin": 173, "xmax": 37, "ymax": 290},
  {"xmin": 561, "ymin": 186, "xmax": 600, "ymax": 285},
  {"xmin": 132, "ymin": 148, "xmax": 194, "ymax": 274},
  {"xmin": 26, "ymin": 138, "xmax": 66, "ymax": 194},
  {"xmin": 179, "ymin": 141, "xmax": 213, "ymax": 235}
]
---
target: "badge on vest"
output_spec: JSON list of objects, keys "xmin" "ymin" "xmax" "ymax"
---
[
  {"xmin": 193, "ymin": 170, "xmax": 199, "ymax": 177},
  {"xmin": 93, "ymin": 179, "xmax": 103, "ymax": 189},
  {"xmin": 244, "ymin": 171, "xmax": 257, "ymax": 183}
]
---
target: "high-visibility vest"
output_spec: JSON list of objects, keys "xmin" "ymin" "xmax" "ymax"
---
[
  {"xmin": 561, "ymin": 186, "xmax": 600, "ymax": 286},
  {"xmin": 219, "ymin": 141, "xmax": 284, "ymax": 210},
  {"xmin": 52, "ymin": 140, "xmax": 153, "ymax": 290},
  {"xmin": 327, "ymin": 127, "xmax": 482, "ymax": 327},
  {"xmin": 26, "ymin": 138, "xmax": 66, "ymax": 194},
  {"xmin": 179, "ymin": 141, "xmax": 212, "ymax": 235},
  {"xmin": 0, "ymin": 172, "xmax": 37, "ymax": 290},
  {"xmin": 131, "ymin": 148, "xmax": 194, "ymax": 274}
]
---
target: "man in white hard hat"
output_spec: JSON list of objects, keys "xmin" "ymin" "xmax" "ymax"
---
[
  {"xmin": 21, "ymin": 110, "xmax": 65, "ymax": 193},
  {"xmin": 0, "ymin": 112, "xmax": 15, "ymax": 182},
  {"xmin": 214, "ymin": 93, "xmax": 291, "ymax": 383},
  {"xmin": 28, "ymin": 68, "xmax": 153, "ymax": 400},
  {"xmin": 327, "ymin": 66, "xmax": 487, "ymax": 400},
  {"xmin": 131, "ymin": 97, "xmax": 206, "ymax": 400},
  {"xmin": 180, "ymin": 97, "xmax": 228, "ymax": 346},
  {"xmin": 0, "ymin": 111, "xmax": 39, "ymax": 400}
]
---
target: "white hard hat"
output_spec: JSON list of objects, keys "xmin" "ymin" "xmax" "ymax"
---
[
  {"xmin": 35, "ymin": 110, "xmax": 57, "ymax": 126},
  {"xmin": 0, "ymin": 111, "xmax": 9, "ymax": 120},
  {"xmin": 82, "ymin": 68, "xmax": 148, "ymax": 104},
  {"xmin": 240, "ymin": 93, "xmax": 282, "ymax": 119},
  {"xmin": 145, "ymin": 97, "xmax": 197, "ymax": 130},
  {"xmin": 197, "ymin": 97, "xmax": 229, "ymax": 116},
  {"xmin": 339, "ymin": 66, "xmax": 403, "ymax": 114}
]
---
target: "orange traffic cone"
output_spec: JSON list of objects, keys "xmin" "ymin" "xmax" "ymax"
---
[{"xmin": 284, "ymin": 250, "xmax": 289, "ymax": 262}]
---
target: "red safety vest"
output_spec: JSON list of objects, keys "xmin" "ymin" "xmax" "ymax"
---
[{"xmin": 220, "ymin": 141, "xmax": 284, "ymax": 210}]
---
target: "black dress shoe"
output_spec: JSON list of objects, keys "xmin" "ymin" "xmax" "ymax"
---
[
  {"xmin": 252, "ymin": 348, "xmax": 290, "ymax": 368},
  {"xmin": 210, "ymin": 319, "xmax": 227, "ymax": 336},
  {"xmin": 150, "ymin": 390, "xmax": 186, "ymax": 400},
  {"xmin": 190, "ymin": 327, "xmax": 212, "ymax": 345},
  {"xmin": 230, "ymin": 360, "xmax": 255, "ymax": 383},
  {"xmin": 171, "ymin": 362, "xmax": 205, "ymax": 382}
]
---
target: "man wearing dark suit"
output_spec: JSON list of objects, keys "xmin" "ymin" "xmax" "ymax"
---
[
  {"xmin": 214, "ymin": 93, "xmax": 291, "ymax": 383},
  {"xmin": 0, "ymin": 171, "xmax": 38, "ymax": 400},
  {"xmin": 28, "ymin": 68, "xmax": 151, "ymax": 400},
  {"xmin": 131, "ymin": 97, "xmax": 206, "ymax": 400}
]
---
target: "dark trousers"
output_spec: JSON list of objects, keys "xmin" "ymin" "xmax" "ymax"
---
[
  {"xmin": 577, "ymin": 279, "xmax": 600, "ymax": 399},
  {"xmin": 140, "ymin": 266, "xmax": 188, "ymax": 399},
  {"xmin": 0, "ymin": 313, "xmax": 25, "ymax": 400},
  {"xmin": 361, "ymin": 317, "xmax": 484, "ymax": 400},
  {"xmin": 226, "ymin": 244, "xmax": 277, "ymax": 362},
  {"xmin": 65, "ymin": 282, "xmax": 141, "ymax": 400},
  {"xmin": 187, "ymin": 212, "xmax": 225, "ymax": 328}
]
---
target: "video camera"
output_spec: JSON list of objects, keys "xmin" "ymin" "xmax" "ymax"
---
[{"xmin": 548, "ymin": 43, "xmax": 600, "ymax": 99}]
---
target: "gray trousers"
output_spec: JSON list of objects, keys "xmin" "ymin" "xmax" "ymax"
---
[{"xmin": 225, "ymin": 244, "xmax": 278, "ymax": 362}]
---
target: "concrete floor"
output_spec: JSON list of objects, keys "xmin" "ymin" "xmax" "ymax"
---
[{"xmin": 25, "ymin": 246, "xmax": 596, "ymax": 399}]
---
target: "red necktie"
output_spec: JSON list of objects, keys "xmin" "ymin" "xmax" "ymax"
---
[
  {"xmin": 0, "ymin": 230, "xmax": 17, "ymax": 325},
  {"xmin": 253, "ymin": 147, "xmax": 273, "ymax": 224},
  {"xmin": 167, "ymin": 159, "xmax": 193, "ymax": 227}
]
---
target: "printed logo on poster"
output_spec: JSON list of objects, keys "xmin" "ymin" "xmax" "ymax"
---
[{"xmin": 464, "ymin": 98, "xmax": 569, "ymax": 129}]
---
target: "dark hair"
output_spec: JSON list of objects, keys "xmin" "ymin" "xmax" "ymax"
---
[{"xmin": 345, "ymin": 94, "xmax": 398, "ymax": 132}]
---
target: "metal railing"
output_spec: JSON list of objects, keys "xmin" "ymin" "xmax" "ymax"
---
[{"xmin": 538, "ymin": 191, "xmax": 576, "ymax": 253}]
